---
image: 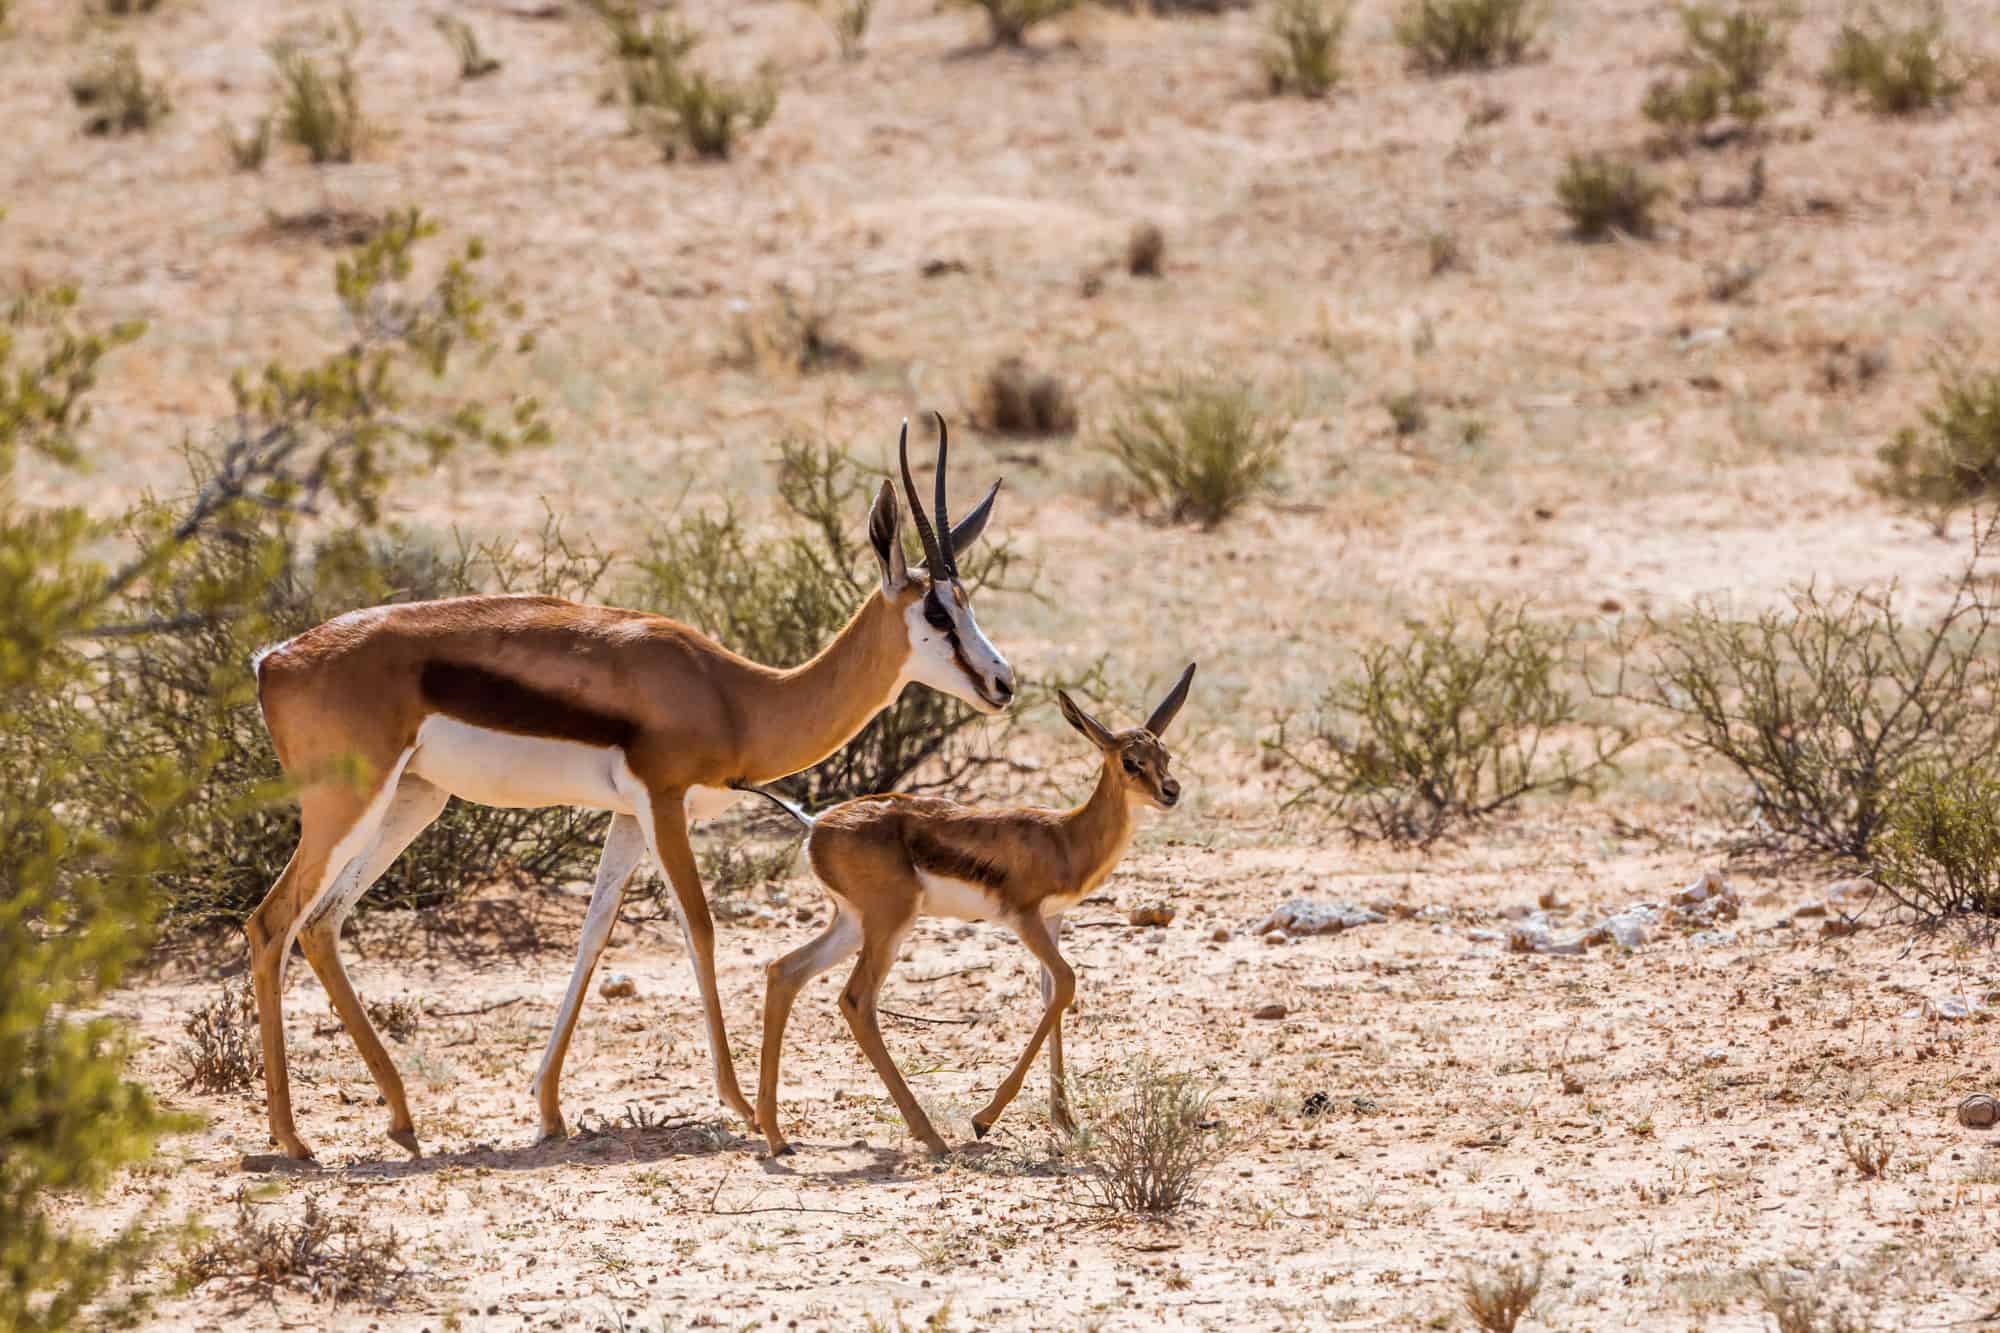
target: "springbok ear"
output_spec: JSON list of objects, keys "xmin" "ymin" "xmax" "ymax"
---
[
  {"xmin": 1056, "ymin": 690, "xmax": 1115, "ymax": 750},
  {"xmin": 868, "ymin": 480, "xmax": 909, "ymax": 592},
  {"xmin": 1144, "ymin": 662, "xmax": 1197, "ymax": 738},
  {"xmin": 947, "ymin": 480, "xmax": 1002, "ymax": 558}
]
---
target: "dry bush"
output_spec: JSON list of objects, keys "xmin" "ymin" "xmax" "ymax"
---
[
  {"xmin": 1101, "ymin": 378, "xmax": 1286, "ymax": 528},
  {"xmin": 1823, "ymin": 8, "xmax": 1962, "ymax": 114},
  {"xmin": 177, "ymin": 979, "xmax": 262, "ymax": 1093},
  {"xmin": 69, "ymin": 46, "xmax": 170, "ymax": 136},
  {"xmin": 1461, "ymin": 1260, "xmax": 1543, "ymax": 1333},
  {"xmin": 180, "ymin": 1190, "xmax": 413, "ymax": 1307},
  {"xmin": 1870, "ymin": 356, "xmax": 2000, "ymax": 522},
  {"xmin": 1751, "ymin": 1268, "xmax": 1873, "ymax": 1333},
  {"xmin": 1427, "ymin": 229, "xmax": 1463, "ymax": 275},
  {"xmin": 364, "ymin": 995, "xmax": 422, "ymax": 1042},
  {"xmin": 820, "ymin": 0, "xmax": 873, "ymax": 60},
  {"xmin": 270, "ymin": 36, "xmax": 362, "ymax": 164},
  {"xmin": 1838, "ymin": 1124, "xmax": 1894, "ymax": 1178},
  {"xmin": 953, "ymin": 0, "xmax": 1078, "ymax": 46},
  {"xmin": 1265, "ymin": 0, "xmax": 1349, "ymax": 97},
  {"xmin": 1395, "ymin": 0, "xmax": 1539, "ymax": 71},
  {"xmin": 1385, "ymin": 390, "xmax": 1427, "ymax": 435},
  {"xmin": 99, "ymin": 0, "xmax": 164, "ymax": 12},
  {"xmin": 981, "ymin": 357, "xmax": 1077, "ymax": 436},
  {"xmin": 1871, "ymin": 763, "xmax": 2000, "ymax": 918},
  {"xmin": 1126, "ymin": 221, "xmax": 1165, "ymax": 277},
  {"xmin": 730, "ymin": 285, "xmax": 861, "ymax": 374},
  {"xmin": 225, "ymin": 116, "xmax": 272, "ymax": 171},
  {"xmin": 1642, "ymin": 2, "xmax": 1791, "ymax": 147},
  {"xmin": 1631, "ymin": 531, "xmax": 2000, "ymax": 859},
  {"xmin": 694, "ymin": 835, "xmax": 799, "ymax": 912},
  {"xmin": 1273, "ymin": 602, "xmax": 1630, "ymax": 844},
  {"xmin": 1070, "ymin": 1065, "xmax": 1228, "ymax": 1215},
  {"xmin": 1107, "ymin": 0, "xmax": 1251, "ymax": 10},
  {"xmin": 435, "ymin": 15, "xmax": 500, "ymax": 80},
  {"xmin": 1556, "ymin": 153, "xmax": 1662, "ymax": 240}
]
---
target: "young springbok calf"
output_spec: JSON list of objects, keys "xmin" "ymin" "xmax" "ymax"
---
[{"xmin": 744, "ymin": 663, "xmax": 1195, "ymax": 1156}]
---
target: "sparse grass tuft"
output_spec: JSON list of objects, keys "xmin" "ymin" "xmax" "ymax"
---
[
  {"xmin": 225, "ymin": 116, "xmax": 272, "ymax": 171},
  {"xmin": 1070, "ymin": 1064, "xmax": 1228, "ymax": 1215},
  {"xmin": 99, "ymin": 0, "xmax": 164, "ymax": 12},
  {"xmin": 609, "ymin": 6, "xmax": 775, "ymax": 160},
  {"xmin": 1101, "ymin": 378, "xmax": 1286, "ymax": 528},
  {"xmin": 435, "ymin": 15, "xmax": 501, "ymax": 80},
  {"xmin": 270, "ymin": 37, "xmax": 362, "ymax": 164},
  {"xmin": 177, "ymin": 979, "xmax": 262, "ymax": 1093},
  {"xmin": 1385, "ymin": 390, "xmax": 1427, "ymax": 435},
  {"xmin": 1751, "ymin": 1267, "xmax": 1872, "ymax": 1333},
  {"xmin": 1643, "ymin": 2, "xmax": 1790, "ymax": 147},
  {"xmin": 730, "ymin": 285, "xmax": 860, "ymax": 374},
  {"xmin": 69, "ymin": 46, "xmax": 170, "ymax": 136},
  {"xmin": 181, "ymin": 1190, "xmax": 413, "ymax": 1307},
  {"xmin": 1823, "ymin": 8, "xmax": 1962, "ymax": 114},
  {"xmin": 1273, "ymin": 601, "xmax": 1630, "ymax": 843},
  {"xmin": 1127, "ymin": 220, "xmax": 1165, "ymax": 277},
  {"xmin": 952, "ymin": 0, "xmax": 1079, "ymax": 47},
  {"xmin": 1265, "ymin": 0, "xmax": 1349, "ymax": 98},
  {"xmin": 822, "ymin": 0, "xmax": 874, "ymax": 60},
  {"xmin": 1426, "ymin": 229, "xmax": 1463, "ymax": 275},
  {"xmin": 1872, "ymin": 762, "xmax": 2000, "ymax": 918},
  {"xmin": 364, "ymin": 995, "xmax": 422, "ymax": 1042},
  {"xmin": 1460, "ymin": 1260, "xmax": 1542, "ymax": 1333},
  {"xmin": 1556, "ymin": 153, "xmax": 1662, "ymax": 240},
  {"xmin": 1870, "ymin": 356, "xmax": 2000, "ymax": 521},
  {"xmin": 1838, "ymin": 1124, "xmax": 1894, "ymax": 1177},
  {"xmin": 981, "ymin": 357, "xmax": 1078, "ymax": 437},
  {"xmin": 1395, "ymin": 0, "xmax": 1540, "ymax": 71}
]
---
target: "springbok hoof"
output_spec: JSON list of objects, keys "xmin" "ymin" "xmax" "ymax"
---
[
  {"xmin": 387, "ymin": 1127, "xmax": 421, "ymax": 1158},
  {"xmin": 970, "ymin": 1120, "xmax": 990, "ymax": 1140}
]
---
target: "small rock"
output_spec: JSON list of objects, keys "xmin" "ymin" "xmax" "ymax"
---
[
  {"xmin": 1261, "ymin": 929, "xmax": 1290, "ymax": 946},
  {"xmin": 598, "ymin": 973, "xmax": 637, "ymax": 1000},
  {"xmin": 1958, "ymin": 1094, "xmax": 1999, "ymax": 1129},
  {"xmin": 1917, "ymin": 994, "xmax": 1979, "ymax": 1021},
  {"xmin": 1793, "ymin": 902, "xmax": 1828, "ymax": 919},
  {"xmin": 1537, "ymin": 888, "xmax": 1562, "ymax": 910},
  {"xmin": 1561, "ymin": 1073, "xmax": 1584, "ymax": 1095},
  {"xmin": 1210, "ymin": 926, "xmax": 1231, "ymax": 943},
  {"xmin": 1821, "ymin": 918, "xmax": 1863, "ymax": 939},
  {"xmin": 1301, "ymin": 1091, "xmax": 1332, "ymax": 1118},
  {"xmin": 1689, "ymin": 929, "xmax": 1737, "ymax": 948},
  {"xmin": 1252, "ymin": 1002, "xmax": 1288, "ymax": 1020},
  {"xmin": 795, "ymin": 904, "xmax": 817, "ymax": 923},
  {"xmin": 1128, "ymin": 902, "xmax": 1176, "ymax": 927},
  {"xmin": 1252, "ymin": 898, "xmax": 1387, "ymax": 937}
]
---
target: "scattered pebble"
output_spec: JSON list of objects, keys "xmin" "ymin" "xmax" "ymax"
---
[
  {"xmin": 1252, "ymin": 898, "xmax": 1387, "ymax": 937},
  {"xmin": 1561, "ymin": 1073, "xmax": 1584, "ymax": 1095},
  {"xmin": 598, "ymin": 973, "xmax": 637, "ymax": 1000},
  {"xmin": 1252, "ymin": 1002, "xmax": 1288, "ymax": 1020},
  {"xmin": 1959, "ymin": 1094, "xmax": 1999, "ymax": 1129},
  {"xmin": 1128, "ymin": 902, "xmax": 1176, "ymax": 927},
  {"xmin": 1261, "ymin": 930, "xmax": 1290, "ymax": 946},
  {"xmin": 1210, "ymin": 926, "xmax": 1232, "ymax": 943}
]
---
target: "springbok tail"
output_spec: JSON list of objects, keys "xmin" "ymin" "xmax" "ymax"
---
[{"xmin": 731, "ymin": 781, "xmax": 816, "ymax": 831}]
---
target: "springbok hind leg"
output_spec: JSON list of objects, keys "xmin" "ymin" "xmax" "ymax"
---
[
  {"xmin": 837, "ymin": 914, "xmax": 946, "ymax": 1155},
  {"xmin": 756, "ymin": 907, "xmax": 862, "ymax": 1157},
  {"xmin": 295, "ymin": 776, "xmax": 449, "ymax": 1157}
]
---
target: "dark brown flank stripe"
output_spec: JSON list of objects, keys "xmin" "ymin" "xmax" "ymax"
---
[
  {"xmin": 418, "ymin": 660, "xmax": 637, "ymax": 749},
  {"xmin": 906, "ymin": 830, "xmax": 1008, "ymax": 891}
]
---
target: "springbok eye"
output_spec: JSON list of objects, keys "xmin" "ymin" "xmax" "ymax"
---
[
  {"xmin": 1122, "ymin": 756, "xmax": 1140, "ymax": 775},
  {"xmin": 923, "ymin": 597, "xmax": 953, "ymax": 632}
]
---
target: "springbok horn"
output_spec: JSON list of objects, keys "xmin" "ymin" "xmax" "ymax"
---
[
  {"xmin": 898, "ymin": 419, "xmax": 948, "ymax": 578},
  {"xmin": 1145, "ymin": 663, "xmax": 1198, "ymax": 737},
  {"xmin": 932, "ymin": 412, "xmax": 956, "ymax": 579}
]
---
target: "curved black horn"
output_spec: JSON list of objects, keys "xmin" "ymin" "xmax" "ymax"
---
[
  {"xmin": 932, "ymin": 411, "xmax": 955, "ymax": 579},
  {"xmin": 897, "ymin": 418, "xmax": 947, "ymax": 577},
  {"xmin": 1145, "ymin": 662, "xmax": 1197, "ymax": 737}
]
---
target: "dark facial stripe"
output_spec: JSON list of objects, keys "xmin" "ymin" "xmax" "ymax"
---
[
  {"xmin": 419, "ymin": 660, "xmax": 637, "ymax": 750},
  {"xmin": 907, "ymin": 830, "xmax": 1008, "ymax": 891}
]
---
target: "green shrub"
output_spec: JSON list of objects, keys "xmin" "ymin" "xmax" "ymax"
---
[
  {"xmin": 630, "ymin": 437, "xmax": 1087, "ymax": 807},
  {"xmin": 953, "ymin": 0, "xmax": 1078, "ymax": 46},
  {"xmin": 1869, "ymin": 357, "xmax": 2000, "ymax": 522},
  {"xmin": 1394, "ymin": 0, "xmax": 1540, "ymax": 71},
  {"xmin": 1872, "ymin": 764, "xmax": 2000, "ymax": 918},
  {"xmin": 69, "ymin": 45, "xmax": 170, "ymax": 136},
  {"xmin": 1556, "ymin": 153, "xmax": 1662, "ymax": 240},
  {"xmin": 1634, "ymin": 539, "xmax": 2000, "ymax": 858},
  {"xmin": 608, "ymin": 6, "xmax": 775, "ymax": 161},
  {"xmin": 1101, "ymin": 379, "xmax": 1286, "ymax": 528},
  {"xmin": 1823, "ymin": 8, "xmax": 1962, "ymax": 114},
  {"xmin": 1643, "ymin": 2, "xmax": 1790, "ymax": 146},
  {"xmin": 981, "ymin": 357, "xmax": 1077, "ymax": 436},
  {"xmin": 1265, "ymin": 0, "xmax": 1349, "ymax": 97},
  {"xmin": 271, "ymin": 39, "xmax": 362, "ymax": 164},
  {"xmin": 435, "ymin": 15, "xmax": 501, "ymax": 80},
  {"xmin": 225, "ymin": 116, "xmax": 272, "ymax": 171},
  {"xmin": 1272, "ymin": 602, "xmax": 1630, "ymax": 844},
  {"xmin": 1069, "ymin": 1065, "xmax": 1228, "ymax": 1215}
]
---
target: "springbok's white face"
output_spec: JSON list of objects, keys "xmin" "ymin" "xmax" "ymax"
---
[
  {"xmin": 869, "ymin": 414, "xmax": 1017, "ymax": 716},
  {"xmin": 900, "ymin": 576, "xmax": 1015, "ymax": 714}
]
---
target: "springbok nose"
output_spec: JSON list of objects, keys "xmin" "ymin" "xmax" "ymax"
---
[
  {"xmin": 1162, "ymin": 780, "xmax": 1182, "ymax": 805},
  {"xmin": 989, "ymin": 669, "xmax": 1015, "ymax": 705}
]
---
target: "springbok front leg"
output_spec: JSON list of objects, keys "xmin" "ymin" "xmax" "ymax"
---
[
  {"xmin": 756, "ymin": 907, "xmax": 863, "ymax": 1156},
  {"xmin": 1040, "ymin": 914, "xmax": 1076, "ymax": 1136},
  {"xmin": 640, "ymin": 790, "xmax": 758, "ymax": 1129},
  {"xmin": 532, "ymin": 812, "xmax": 647, "ymax": 1142},
  {"xmin": 972, "ymin": 910, "xmax": 1075, "ymax": 1140},
  {"xmin": 836, "ymin": 908, "xmax": 946, "ymax": 1154},
  {"xmin": 295, "ymin": 775, "xmax": 450, "ymax": 1157}
]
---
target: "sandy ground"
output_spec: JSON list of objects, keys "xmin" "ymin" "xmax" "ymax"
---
[{"xmin": 8, "ymin": 0, "xmax": 2000, "ymax": 1325}]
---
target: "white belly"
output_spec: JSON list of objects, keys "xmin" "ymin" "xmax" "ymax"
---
[
  {"xmin": 408, "ymin": 716, "xmax": 633, "ymax": 812},
  {"xmin": 918, "ymin": 870, "xmax": 1003, "ymax": 923}
]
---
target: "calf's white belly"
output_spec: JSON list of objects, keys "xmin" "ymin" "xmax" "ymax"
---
[{"xmin": 918, "ymin": 870, "xmax": 1003, "ymax": 922}]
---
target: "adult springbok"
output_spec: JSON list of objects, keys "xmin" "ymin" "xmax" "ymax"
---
[
  {"xmin": 746, "ymin": 662, "xmax": 1195, "ymax": 1156},
  {"xmin": 245, "ymin": 415, "xmax": 1013, "ymax": 1161}
]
